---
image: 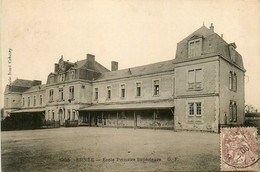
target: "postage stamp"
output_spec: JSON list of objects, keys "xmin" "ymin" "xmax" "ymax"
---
[{"xmin": 221, "ymin": 127, "xmax": 258, "ymax": 171}]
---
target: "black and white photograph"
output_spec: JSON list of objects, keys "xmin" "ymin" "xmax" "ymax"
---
[{"xmin": 1, "ymin": 0, "xmax": 260, "ymax": 171}]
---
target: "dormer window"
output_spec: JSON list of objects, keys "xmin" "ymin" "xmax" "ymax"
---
[
  {"xmin": 59, "ymin": 73, "xmax": 65, "ymax": 82},
  {"xmin": 71, "ymin": 70, "xmax": 75, "ymax": 79},
  {"xmin": 188, "ymin": 37, "xmax": 202, "ymax": 58}
]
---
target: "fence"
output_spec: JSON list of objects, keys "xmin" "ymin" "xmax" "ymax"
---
[
  {"xmin": 42, "ymin": 120, "xmax": 60, "ymax": 128},
  {"xmin": 64, "ymin": 120, "xmax": 78, "ymax": 127}
]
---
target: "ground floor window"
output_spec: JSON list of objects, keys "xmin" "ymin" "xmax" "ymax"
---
[
  {"xmin": 48, "ymin": 110, "xmax": 50, "ymax": 120},
  {"xmin": 52, "ymin": 110, "xmax": 55, "ymax": 120},
  {"xmin": 72, "ymin": 110, "xmax": 76, "ymax": 121},
  {"xmin": 229, "ymin": 101, "xmax": 237, "ymax": 122},
  {"xmin": 68, "ymin": 109, "xmax": 71, "ymax": 120},
  {"xmin": 188, "ymin": 102, "xmax": 202, "ymax": 116}
]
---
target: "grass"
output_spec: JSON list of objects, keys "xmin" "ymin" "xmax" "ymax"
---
[{"xmin": 0, "ymin": 127, "xmax": 250, "ymax": 171}]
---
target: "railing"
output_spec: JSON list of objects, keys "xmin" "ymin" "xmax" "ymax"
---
[{"xmin": 43, "ymin": 120, "xmax": 60, "ymax": 128}]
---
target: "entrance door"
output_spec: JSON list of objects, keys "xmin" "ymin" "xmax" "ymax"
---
[{"xmin": 58, "ymin": 109, "xmax": 63, "ymax": 125}]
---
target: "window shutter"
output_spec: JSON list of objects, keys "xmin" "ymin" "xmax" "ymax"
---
[
  {"xmin": 229, "ymin": 72, "xmax": 233, "ymax": 90},
  {"xmin": 233, "ymin": 103, "xmax": 237, "ymax": 122},
  {"xmin": 195, "ymin": 69, "xmax": 203, "ymax": 89},
  {"xmin": 188, "ymin": 70, "xmax": 195, "ymax": 89},
  {"xmin": 233, "ymin": 73, "xmax": 237, "ymax": 91},
  {"xmin": 229, "ymin": 101, "xmax": 233, "ymax": 122}
]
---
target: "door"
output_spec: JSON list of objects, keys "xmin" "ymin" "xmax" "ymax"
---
[{"xmin": 58, "ymin": 109, "xmax": 63, "ymax": 125}]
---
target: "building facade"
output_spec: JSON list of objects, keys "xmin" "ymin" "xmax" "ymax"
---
[{"xmin": 4, "ymin": 24, "xmax": 245, "ymax": 132}]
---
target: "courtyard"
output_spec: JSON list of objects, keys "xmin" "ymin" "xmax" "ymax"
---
[{"xmin": 0, "ymin": 127, "xmax": 236, "ymax": 171}]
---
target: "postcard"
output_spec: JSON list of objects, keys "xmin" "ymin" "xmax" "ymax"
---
[{"xmin": 1, "ymin": 0, "xmax": 259, "ymax": 171}]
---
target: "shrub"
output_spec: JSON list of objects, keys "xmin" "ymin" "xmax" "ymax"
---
[{"xmin": 1, "ymin": 113, "xmax": 44, "ymax": 131}]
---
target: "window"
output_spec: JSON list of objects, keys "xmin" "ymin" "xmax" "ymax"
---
[
  {"xmin": 59, "ymin": 88, "xmax": 64, "ymax": 100},
  {"xmin": 233, "ymin": 103, "xmax": 237, "ymax": 122},
  {"xmin": 22, "ymin": 97, "xmax": 25, "ymax": 106},
  {"xmin": 33, "ymin": 96, "xmax": 36, "ymax": 106},
  {"xmin": 95, "ymin": 88, "xmax": 98, "ymax": 100},
  {"xmin": 39, "ymin": 95, "xmax": 42, "ymax": 105},
  {"xmin": 229, "ymin": 71, "xmax": 237, "ymax": 92},
  {"xmin": 233, "ymin": 73, "xmax": 237, "ymax": 92},
  {"xmin": 121, "ymin": 84, "xmax": 125, "ymax": 98},
  {"xmin": 48, "ymin": 110, "xmax": 50, "ymax": 120},
  {"xmin": 189, "ymin": 103, "xmax": 194, "ymax": 116},
  {"xmin": 189, "ymin": 39, "xmax": 201, "ymax": 58},
  {"xmin": 59, "ymin": 73, "xmax": 65, "ymax": 82},
  {"xmin": 188, "ymin": 102, "xmax": 202, "ymax": 116},
  {"xmin": 68, "ymin": 109, "xmax": 71, "ymax": 120},
  {"xmin": 69, "ymin": 86, "xmax": 74, "ymax": 100},
  {"xmin": 229, "ymin": 101, "xmax": 237, "ymax": 122},
  {"xmin": 229, "ymin": 71, "xmax": 233, "ymax": 90},
  {"xmin": 72, "ymin": 110, "xmax": 76, "ymax": 121},
  {"xmin": 188, "ymin": 68, "xmax": 203, "ymax": 90},
  {"xmin": 49, "ymin": 89, "xmax": 54, "ymax": 101},
  {"xmin": 136, "ymin": 82, "xmax": 141, "ymax": 97},
  {"xmin": 28, "ymin": 97, "xmax": 30, "ymax": 106},
  {"xmin": 107, "ymin": 86, "xmax": 111, "ymax": 99},
  {"xmin": 196, "ymin": 103, "xmax": 202, "ymax": 116},
  {"xmin": 71, "ymin": 70, "xmax": 75, "ymax": 79},
  {"xmin": 52, "ymin": 110, "xmax": 55, "ymax": 120},
  {"xmin": 153, "ymin": 80, "xmax": 160, "ymax": 96}
]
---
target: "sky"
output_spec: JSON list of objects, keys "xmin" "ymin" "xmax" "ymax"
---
[{"xmin": 1, "ymin": 0, "xmax": 260, "ymax": 110}]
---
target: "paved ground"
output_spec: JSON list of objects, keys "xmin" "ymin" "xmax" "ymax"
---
[{"xmin": 1, "ymin": 127, "xmax": 257, "ymax": 171}]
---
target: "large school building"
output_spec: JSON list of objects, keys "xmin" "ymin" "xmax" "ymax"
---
[{"xmin": 4, "ymin": 24, "xmax": 246, "ymax": 132}]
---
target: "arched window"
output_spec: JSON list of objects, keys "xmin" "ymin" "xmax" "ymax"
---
[
  {"xmin": 229, "ymin": 71, "xmax": 233, "ymax": 90},
  {"xmin": 233, "ymin": 73, "xmax": 237, "ymax": 91}
]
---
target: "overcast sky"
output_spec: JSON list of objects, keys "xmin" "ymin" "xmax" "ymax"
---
[{"xmin": 1, "ymin": 0, "xmax": 260, "ymax": 109}]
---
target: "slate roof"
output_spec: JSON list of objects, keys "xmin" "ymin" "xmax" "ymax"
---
[
  {"xmin": 23, "ymin": 84, "xmax": 46, "ymax": 93},
  {"xmin": 11, "ymin": 79, "xmax": 35, "ymax": 87},
  {"xmin": 75, "ymin": 59, "xmax": 110, "ymax": 73},
  {"xmin": 5, "ymin": 79, "xmax": 42, "ymax": 93},
  {"xmin": 178, "ymin": 26, "xmax": 214, "ymax": 43},
  {"xmin": 176, "ymin": 25, "xmax": 245, "ymax": 70},
  {"xmin": 95, "ymin": 60, "xmax": 175, "ymax": 81}
]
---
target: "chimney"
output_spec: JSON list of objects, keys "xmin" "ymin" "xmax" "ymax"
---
[
  {"xmin": 32, "ymin": 80, "xmax": 42, "ymax": 86},
  {"xmin": 221, "ymin": 34, "xmax": 223, "ymax": 39},
  {"xmin": 54, "ymin": 63, "xmax": 59, "ymax": 72},
  {"xmin": 87, "ymin": 54, "xmax": 95, "ymax": 70},
  {"xmin": 111, "ymin": 61, "xmax": 118, "ymax": 71},
  {"xmin": 210, "ymin": 23, "xmax": 214, "ymax": 32}
]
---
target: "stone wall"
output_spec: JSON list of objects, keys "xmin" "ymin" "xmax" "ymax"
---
[{"xmin": 219, "ymin": 58, "xmax": 245, "ymax": 125}]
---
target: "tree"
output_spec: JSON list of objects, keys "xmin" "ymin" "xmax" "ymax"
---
[{"xmin": 245, "ymin": 104, "xmax": 258, "ymax": 113}]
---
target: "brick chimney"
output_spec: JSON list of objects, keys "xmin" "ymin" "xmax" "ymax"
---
[
  {"xmin": 111, "ymin": 61, "xmax": 118, "ymax": 71},
  {"xmin": 87, "ymin": 54, "xmax": 95, "ymax": 70},
  {"xmin": 210, "ymin": 23, "xmax": 214, "ymax": 32},
  {"xmin": 54, "ymin": 63, "xmax": 59, "ymax": 72}
]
